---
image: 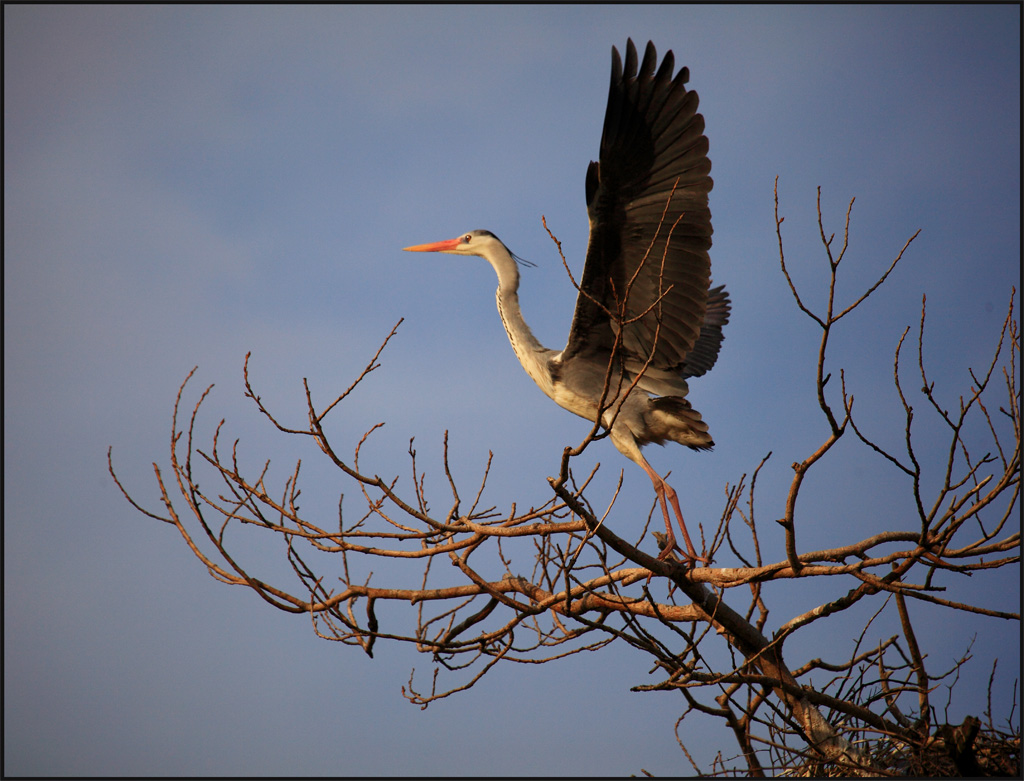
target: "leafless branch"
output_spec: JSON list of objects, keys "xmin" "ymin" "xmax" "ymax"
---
[{"xmin": 111, "ymin": 187, "xmax": 1020, "ymax": 776}]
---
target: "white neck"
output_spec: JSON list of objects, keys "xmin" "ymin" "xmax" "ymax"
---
[{"xmin": 482, "ymin": 244, "xmax": 555, "ymax": 397}]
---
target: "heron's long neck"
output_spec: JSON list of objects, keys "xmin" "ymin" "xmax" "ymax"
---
[{"xmin": 489, "ymin": 252, "xmax": 555, "ymax": 396}]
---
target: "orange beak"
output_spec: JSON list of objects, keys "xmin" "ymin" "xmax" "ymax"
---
[{"xmin": 403, "ymin": 237, "xmax": 462, "ymax": 253}]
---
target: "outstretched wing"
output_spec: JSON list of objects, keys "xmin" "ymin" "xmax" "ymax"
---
[{"xmin": 561, "ymin": 39, "xmax": 716, "ymax": 383}]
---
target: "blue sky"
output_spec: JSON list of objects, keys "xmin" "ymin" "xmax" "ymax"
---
[{"xmin": 4, "ymin": 5, "xmax": 1020, "ymax": 776}]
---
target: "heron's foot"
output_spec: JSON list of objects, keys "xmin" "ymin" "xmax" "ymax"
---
[
  {"xmin": 653, "ymin": 531, "xmax": 708, "ymax": 567},
  {"xmin": 686, "ymin": 549, "xmax": 711, "ymax": 566},
  {"xmin": 665, "ymin": 549, "xmax": 710, "ymax": 567},
  {"xmin": 653, "ymin": 532, "xmax": 693, "ymax": 566}
]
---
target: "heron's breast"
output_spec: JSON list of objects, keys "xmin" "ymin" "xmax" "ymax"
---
[{"xmin": 550, "ymin": 381, "xmax": 605, "ymax": 423}]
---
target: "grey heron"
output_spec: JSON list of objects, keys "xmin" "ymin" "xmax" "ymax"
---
[{"xmin": 404, "ymin": 40, "xmax": 729, "ymax": 565}]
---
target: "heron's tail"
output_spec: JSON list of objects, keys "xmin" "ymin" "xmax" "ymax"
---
[{"xmin": 643, "ymin": 396, "xmax": 714, "ymax": 451}]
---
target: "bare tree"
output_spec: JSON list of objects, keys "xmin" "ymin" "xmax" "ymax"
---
[{"xmin": 111, "ymin": 185, "xmax": 1020, "ymax": 776}]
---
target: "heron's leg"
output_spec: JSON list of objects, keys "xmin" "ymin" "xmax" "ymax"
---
[
  {"xmin": 636, "ymin": 456, "xmax": 707, "ymax": 565},
  {"xmin": 610, "ymin": 427, "xmax": 707, "ymax": 565},
  {"xmin": 649, "ymin": 483, "xmax": 679, "ymax": 560},
  {"xmin": 659, "ymin": 477, "xmax": 708, "ymax": 564}
]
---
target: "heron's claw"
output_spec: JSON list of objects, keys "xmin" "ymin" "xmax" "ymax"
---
[{"xmin": 653, "ymin": 531, "xmax": 708, "ymax": 567}]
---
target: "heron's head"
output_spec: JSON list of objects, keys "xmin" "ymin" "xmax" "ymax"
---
[
  {"xmin": 403, "ymin": 230, "xmax": 535, "ymax": 285},
  {"xmin": 403, "ymin": 229, "xmax": 505, "ymax": 258}
]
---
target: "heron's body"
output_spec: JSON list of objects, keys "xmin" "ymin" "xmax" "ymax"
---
[{"xmin": 405, "ymin": 40, "xmax": 729, "ymax": 564}]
